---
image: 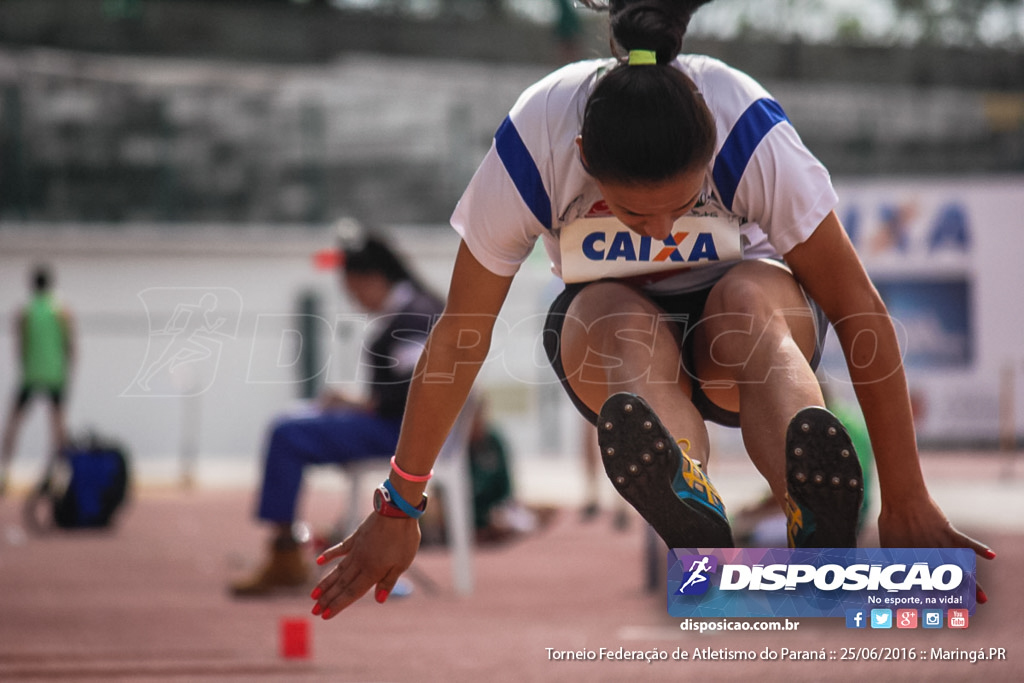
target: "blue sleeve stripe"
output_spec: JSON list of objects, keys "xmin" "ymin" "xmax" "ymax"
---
[
  {"xmin": 712, "ymin": 98, "xmax": 789, "ymax": 211},
  {"xmin": 494, "ymin": 116, "xmax": 552, "ymax": 231}
]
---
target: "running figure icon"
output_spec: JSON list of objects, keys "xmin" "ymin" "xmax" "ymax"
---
[
  {"xmin": 124, "ymin": 288, "xmax": 242, "ymax": 397},
  {"xmin": 678, "ymin": 556, "xmax": 712, "ymax": 593}
]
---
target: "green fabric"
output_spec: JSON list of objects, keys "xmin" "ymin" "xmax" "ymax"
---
[
  {"xmin": 21, "ymin": 294, "xmax": 67, "ymax": 389},
  {"xmin": 830, "ymin": 399, "xmax": 874, "ymax": 525},
  {"xmin": 553, "ymin": 0, "xmax": 581, "ymax": 41},
  {"xmin": 468, "ymin": 429, "xmax": 513, "ymax": 530}
]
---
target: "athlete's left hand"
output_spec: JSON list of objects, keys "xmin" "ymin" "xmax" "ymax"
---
[{"xmin": 877, "ymin": 495, "xmax": 995, "ymax": 604}]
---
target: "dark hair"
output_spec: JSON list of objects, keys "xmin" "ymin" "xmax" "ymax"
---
[
  {"xmin": 341, "ymin": 236, "xmax": 416, "ymax": 285},
  {"xmin": 31, "ymin": 264, "xmax": 52, "ymax": 293},
  {"xmin": 579, "ymin": 0, "xmax": 717, "ymax": 185}
]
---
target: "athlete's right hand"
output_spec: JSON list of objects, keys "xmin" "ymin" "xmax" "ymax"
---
[{"xmin": 309, "ymin": 512, "xmax": 421, "ymax": 619}]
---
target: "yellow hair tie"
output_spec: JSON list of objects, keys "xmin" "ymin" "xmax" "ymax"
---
[{"xmin": 628, "ymin": 49, "xmax": 658, "ymax": 66}]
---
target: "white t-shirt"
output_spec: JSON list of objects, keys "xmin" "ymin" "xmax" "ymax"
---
[{"xmin": 451, "ymin": 55, "xmax": 837, "ymax": 294}]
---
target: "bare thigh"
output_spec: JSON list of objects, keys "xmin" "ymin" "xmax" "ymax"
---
[
  {"xmin": 691, "ymin": 260, "xmax": 819, "ymax": 413},
  {"xmin": 559, "ymin": 281, "xmax": 694, "ymax": 418}
]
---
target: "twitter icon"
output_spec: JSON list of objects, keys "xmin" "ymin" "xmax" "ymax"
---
[{"xmin": 870, "ymin": 609, "xmax": 893, "ymax": 629}]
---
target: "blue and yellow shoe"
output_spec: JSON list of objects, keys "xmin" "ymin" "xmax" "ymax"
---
[
  {"xmin": 785, "ymin": 406, "xmax": 864, "ymax": 548},
  {"xmin": 598, "ymin": 393, "xmax": 734, "ymax": 548}
]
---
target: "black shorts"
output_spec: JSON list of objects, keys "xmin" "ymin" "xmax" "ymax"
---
[
  {"xmin": 542, "ymin": 278, "xmax": 829, "ymax": 428},
  {"xmin": 15, "ymin": 383, "xmax": 65, "ymax": 411}
]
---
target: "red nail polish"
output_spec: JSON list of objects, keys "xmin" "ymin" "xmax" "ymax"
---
[
  {"xmin": 311, "ymin": 603, "xmax": 322, "ymax": 616},
  {"xmin": 983, "ymin": 549, "xmax": 997, "ymax": 560},
  {"xmin": 375, "ymin": 588, "xmax": 388, "ymax": 604},
  {"xmin": 316, "ymin": 555, "xmax": 326, "ymax": 566},
  {"xmin": 321, "ymin": 608, "xmax": 332, "ymax": 619},
  {"xmin": 977, "ymin": 587, "xmax": 988, "ymax": 604},
  {"xmin": 310, "ymin": 587, "xmax": 322, "ymax": 600}
]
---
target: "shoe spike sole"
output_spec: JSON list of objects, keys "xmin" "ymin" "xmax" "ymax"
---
[
  {"xmin": 598, "ymin": 393, "xmax": 734, "ymax": 549},
  {"xmin": 785, "ymin": 406, "xmax": 864, "ymax": 548}
]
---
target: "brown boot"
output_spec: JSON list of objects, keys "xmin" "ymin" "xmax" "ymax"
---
[{"xmin": 230, "ymin": 538, "xmax": 310, "ymax": 597}]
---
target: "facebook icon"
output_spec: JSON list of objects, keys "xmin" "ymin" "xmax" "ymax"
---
[{"xmin": 845, "ymin": 609, "xmax": 867, "ymax": 629}]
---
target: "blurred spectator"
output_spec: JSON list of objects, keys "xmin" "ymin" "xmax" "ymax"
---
[
  {"xmin": 230, "ymin": 230, "xmax": 443, "ymax": 597},
  {"xmin": 466, "ymin": 399, "xmax": 555, "ymax": 544},
  {"xmin": 1, "ymin": 265, "xmax": 75, "ymax": 496},
  {"xmin": 467, "ymin": 400, "xmax": 514, "ymax": 539},
  {"xmin": 553, "ymin": 0, "xmax": 583, "ymax": 62},
  {"xmin": 418, "ymin": 398, "xmax": 555, "ymax": 547}
]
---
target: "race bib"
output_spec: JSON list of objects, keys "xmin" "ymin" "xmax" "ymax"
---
[{"xmin": 559, "ymin": 214, "xmax": 743, "ymax": 284}]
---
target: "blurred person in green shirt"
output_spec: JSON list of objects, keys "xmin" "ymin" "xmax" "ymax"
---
[{"xmin": 1, "ymin": 265, "xmax": 75, "ymax": 495}]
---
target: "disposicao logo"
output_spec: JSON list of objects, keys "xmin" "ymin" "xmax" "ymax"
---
[
  {"xmin": 667, "ymin": 548, "xmax": 976, "ymax": 619},
  {"xmin": 675, "ymin": 555, "xmax": 718, "ymax": 596}
]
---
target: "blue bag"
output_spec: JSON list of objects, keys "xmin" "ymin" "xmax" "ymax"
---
[{"xmin": 24, "ymin": 434, "xmax": 130, "ymax": 531}]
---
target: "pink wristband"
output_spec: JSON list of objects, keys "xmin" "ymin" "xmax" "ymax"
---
[{"xmin": 390, "ymin": 455, "xmax": 433, "ymax": 483}]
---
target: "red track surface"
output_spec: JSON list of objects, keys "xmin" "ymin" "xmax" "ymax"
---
[{"xmin": 1, "ymin": 482, "xmax": 1020, "ymax": 682}]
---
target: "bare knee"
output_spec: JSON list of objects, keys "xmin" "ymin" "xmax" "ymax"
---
[
  {"xmin": 562, "ymin": 283, "xmax": 682, "ymax": 386},
  {"xmin": 695, "ymin": 268, "xmax": 814, "ymax": 370}
]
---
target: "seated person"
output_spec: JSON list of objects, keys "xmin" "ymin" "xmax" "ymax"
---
[
  {"xmin": 467, "ymin": 399, "xmax": 557, "ymax": 545},
  {"xmin": 231, "ymin": 232, "xmax": 443, "ymax": 596}
]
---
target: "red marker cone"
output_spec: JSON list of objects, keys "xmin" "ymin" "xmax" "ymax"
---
[{"xmin": 280, "ymin": 617, "xmax": 311, "ymax": 659}]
